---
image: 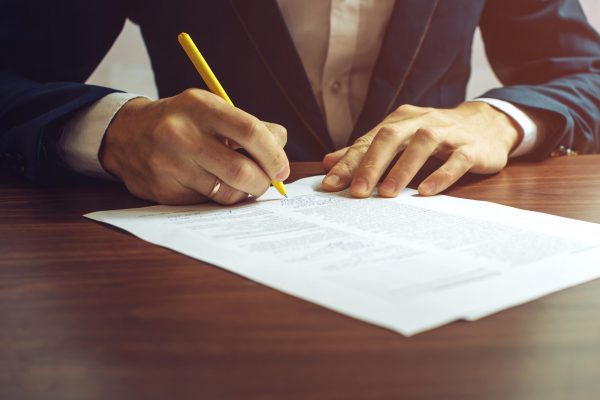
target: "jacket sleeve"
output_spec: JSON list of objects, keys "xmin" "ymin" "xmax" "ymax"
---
[
  {"xmin": 479, "ymin": 0, "xmax": 600, "ymax": 158},
  {"xmin": 0, "ymin": 0, "xmax": 128, "ymax": 183}
]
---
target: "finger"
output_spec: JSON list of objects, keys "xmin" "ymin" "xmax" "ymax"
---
[
  {"xmin": 322, "ymin": 136, "xmax": 376, "ymax": 192},
  {"xmin": 193, "ymin": 101, "xmax": 290, "ymax": 182},
  {"xmin": 378, "ymin": 128, "xmax": 440, "ymax": 197},
  {"xmin": 417, "ymin": 149, "xmax": 474, "ymax": 196},
  {"xmin": 207, "ymin": 177, "xmax": 251, "ymax": 205},
  {"xmin": 178, "ymin": 161, "xmax": 251, "ymax": 205},
  {"xmin": 349, "ymin": 126, "xmax": 408, "ymax": 198},
  {"xmin": 125, "ymin": 177, "xmax": 208, "ymax": 205},
  {"xmin": 322, "ymin": 147, "xmax": 349, "ymax": 171},
  {"xmin": 187, "ymin": 134, "xmax": 271, "ymax": 198},
  {"xmin": 263, "ymin": 121, "xmax": 288, "ymax": 148},
  {"xmin": 166, "ymin": 179, "xmax": 209, "ymax": 205},
  {"xmin": 223, "ymin": 137, "xmax": 241, "ymax": 150}
]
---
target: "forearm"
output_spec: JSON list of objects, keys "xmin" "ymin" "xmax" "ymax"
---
[
  {"xmin": 479, "ymin": 0, "xmax": 600, "ymax": 158},
  {"xmin": 0, "ymin": 70, "xmax": 120, "ymax": 183},
  {"xmin": 481, "ymin": 74, "xmax": 600, "ymax": 158}
]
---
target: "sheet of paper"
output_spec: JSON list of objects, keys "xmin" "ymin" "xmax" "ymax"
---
[{"xmin": 86, "ymin": 175, "xmax": 600, "ymax": 336}]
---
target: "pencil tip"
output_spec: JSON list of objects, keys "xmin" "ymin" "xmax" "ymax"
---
[{"xmin": 284, "ymin": 194, "xmax": 288, "ymax": 198}]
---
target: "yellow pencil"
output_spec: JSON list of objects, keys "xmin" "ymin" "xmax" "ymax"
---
[{"xmin": 177, "ymin": 32, "xmax": 287, "ymax": 198}]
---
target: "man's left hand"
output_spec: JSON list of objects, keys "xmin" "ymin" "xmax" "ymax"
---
[{"xmin": 321, "ymin": 101, "xmax": 522, "ymax": 197}]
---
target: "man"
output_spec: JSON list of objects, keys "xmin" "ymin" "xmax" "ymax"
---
[{"xmin": 1, "ymin": 0, "xmax": 600, "ymax": 205}]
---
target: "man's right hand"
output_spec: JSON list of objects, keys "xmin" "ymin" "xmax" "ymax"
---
[{"xmin": 99, "ymin": 89, "xmax": 289, "ymax": 205}]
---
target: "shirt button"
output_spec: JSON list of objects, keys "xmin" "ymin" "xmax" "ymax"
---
[{"xmin": 330, "ymin": 81, "xmax": 342, "ymax": 94}]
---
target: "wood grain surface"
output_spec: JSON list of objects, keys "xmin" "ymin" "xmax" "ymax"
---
[{"xmin": 1, "ymin": 156, "xmax": 600, "ymax": 400}]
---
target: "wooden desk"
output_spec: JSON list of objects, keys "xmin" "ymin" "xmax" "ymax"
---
[{"xmin": 2, "ymin": 156, "xmax": 600, "ymax": 400}]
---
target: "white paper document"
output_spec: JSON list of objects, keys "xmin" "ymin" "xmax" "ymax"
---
[{"xmin": 86, "ymin": 175, "xmax": 600, "ymax": 336}]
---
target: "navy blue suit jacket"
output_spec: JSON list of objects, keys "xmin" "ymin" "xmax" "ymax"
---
[{"xmin": 1, "ymin": 0, "xmax": 600, "ymax": 183}]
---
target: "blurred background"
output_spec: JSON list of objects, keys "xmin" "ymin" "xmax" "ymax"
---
[{"xmin": 88, "ymin": 1, "xmax": 600, "ymax": 101}]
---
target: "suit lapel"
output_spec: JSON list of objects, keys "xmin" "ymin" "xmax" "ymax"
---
[
  {"xmin": 228, "ymin": 0, "xmax": 333, "ymax": 151},
  {"xmin": 350, "ymin": 0, "xmax": 440, "ymax": 144}
]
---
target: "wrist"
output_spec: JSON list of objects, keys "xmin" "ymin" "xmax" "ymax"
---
[
  {"xmin": 459, "ymin": 101, "xmax": 523, "ymax": 154},
  {"xmin": 99, "ymin": 97, "xmax": 152, "ymax": 179}
]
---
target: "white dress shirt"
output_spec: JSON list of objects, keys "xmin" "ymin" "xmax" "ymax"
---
[
  {"xmin": 59, "ymin": 0, "xmax": 539, "ymax": 178},
  {"xmin": 278, "ymin": 0, "xmax": 396, "ymax": 148}
]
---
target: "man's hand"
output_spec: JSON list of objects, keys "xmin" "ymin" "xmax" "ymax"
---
[
  {"xmin": 100, "ymin": 89, "xmax": 289, "ymax": 205},
  {"xmin": 321, "ymin": 102, "xmax": 522, "ymax": 197}
]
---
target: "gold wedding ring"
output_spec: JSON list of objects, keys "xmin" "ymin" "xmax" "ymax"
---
[{"xmin": 208, "ymin": 177, "xmax": 221, "ymax": 198}]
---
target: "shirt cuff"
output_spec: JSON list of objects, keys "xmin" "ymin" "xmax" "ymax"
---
[
  {"xmin": 58, "ymin": 92, "xmax": 148, "ymax": 179},
  {"xmin": 472, "ymin": 98, "xmax": 539, "ymax": 158}
]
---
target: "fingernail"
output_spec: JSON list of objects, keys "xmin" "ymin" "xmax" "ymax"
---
[
  {"xmin": 275, "ymin": 165, "xmax": 290, "ymax": 181},
  {"xmin": 323, "ymin": 174, "xmax": 341, "ymax": 188},
  {"xmin": 380, "ymin": 178, "xmax": 398, "ymax": 194},
  {"xmin": 352, "ymin": 178, "xmax": 369, "ymax": 194},
  {"xmin": 419, "ymin": 181, "xmax": 435, "ymax": 195}
]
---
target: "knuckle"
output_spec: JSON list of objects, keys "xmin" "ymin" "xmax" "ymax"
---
[
  {"xmin": 180, "ymin": 89, "xmax": 220, "ymax": 113},
  {"xmin": 414, "ymin": 128, "xmax": 439, "ymax": 143},
  {"xmin": 181, "ymin": 87, "xmax": 199, "ymax": 98},
  {"xmin": 229, "ymin": 160, "xmax": 255, "ymax": 184},
  {"xmin": 331, "ymin": 158, "xmax": 355, "ymax": 177},
  {"xmin": 240, "ymin": 117, "xmax": 262, "ymax": 143},
  {"xmin": 454, "ymin": 149, "xmax": 474, "ymax": 166},
  {"xmin": 394, "ymin": 104, "xmax": 419, "ymax": 115},
  {"xmin": 180, "ymin": 88, "xmax": 205, "ymax": 104},
  {"xmin": 269, "ymin": 150, "xmax": 286, "ymax": 170},
  {"xmin": 423, "ymin": 108, "xmax": 443, "ymax": 121},
  {"xmin": 393, "ymin": 169, "xmax": 413, "ymax": 185},
  {"xmin": 158, "ymin": 115, "xmax": 182, "ymax": 137},
  {"xmin": 359, "ymin": 159, "xmax": 379, "ymax": 175},
  {"xmin": 329, "ymin": 165, "xmax": 347, "ymax": 178},
  {"xmin": 155, "ymin": 117, "xmax": 191, "ymax": 149},
  {"xmin": 263, "ymin": 122, "xmax": 287, "ymax": 147},
  {"xmin": 353, "ymin": 135, "xmax": 373, "ymax": 148},
  {"xmin": 181, "ymin": 88, "xmax": 206, "ymax": 102},
  {"xmin": 278, "ymin": 126, "xmax": 288, "ymax": 146},
  {"xmin": 267, "ymin": 121, "xmax": 286, "ymax": 135},
  {"xmin": 429, "ymin": 108, "xmax": 442, "ymax": 117},
  {"xmin": 436, "ymin": 168, "xmax": 454, "ymax": 183},
  {"xmin": 375, "ymin": 125, "xmax": 400, "ymax": 142},
  {"xmin": 329, "ymin": 140, "xmax": 372, "ymax": 177}
]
